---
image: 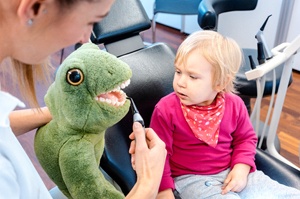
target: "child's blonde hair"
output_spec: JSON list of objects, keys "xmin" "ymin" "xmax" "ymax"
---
[{"xmin": 175, "ymin": 30, "xmax": 243, "ymax": 93}]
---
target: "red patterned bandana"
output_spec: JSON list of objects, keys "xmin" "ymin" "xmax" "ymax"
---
[{"xmin": 181, "ymin": 93, "xmax": 225, "ymax": 147}]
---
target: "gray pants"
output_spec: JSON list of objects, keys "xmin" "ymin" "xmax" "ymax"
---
[{"xmin": 174, "ymin": 169, "xmax": 300, "ymax": 199}]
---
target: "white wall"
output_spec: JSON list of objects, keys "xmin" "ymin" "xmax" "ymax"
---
[{"xmin": 217, "ymin": 0, "xmax": 282, "ymax": 50}]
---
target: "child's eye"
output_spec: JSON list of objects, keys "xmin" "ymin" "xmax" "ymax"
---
[
  {"xmin": 190, "ymin": 75, "xmax": 198, "ymax": 79},
  {"xmin": 175, "ymin": 70, "xmax": 181, "ymax": 74}
]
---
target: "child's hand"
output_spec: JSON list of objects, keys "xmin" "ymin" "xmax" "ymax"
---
[{"xmin": 221, "ymin": 163, "xmax": 251, "ymax": 195}]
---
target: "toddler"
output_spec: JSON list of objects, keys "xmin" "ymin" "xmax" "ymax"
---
[{"xmin": 150, "ymin": 30, "xmax": 300, "ymax": 199}]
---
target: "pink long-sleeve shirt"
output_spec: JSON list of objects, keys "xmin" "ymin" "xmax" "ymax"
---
[{"xmin": 150, "ymin": 92, "xmax": 258, "ymax": 191}]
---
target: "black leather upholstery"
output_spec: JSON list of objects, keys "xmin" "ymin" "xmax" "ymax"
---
[
  {"xmin": 91, "ymin": 0, "xmax": 150, "ymax": 57},
  {"xmin": 255, "ymin": 149, "xmax": 300, "ymax": 189},
  {"xmin": 91, "ymin": 0, "xmax": 150, "ymax": 45},
  {"xmin": 198, "ymin": 0, "xmax": 258, "ymax": 30},
  {"xmin": 101, "ymin": 43, "xmax": 176, "ymax": 195},
  {"xmin": 91, "ymin": 0, "xmax": 300, "ymax": 195}
]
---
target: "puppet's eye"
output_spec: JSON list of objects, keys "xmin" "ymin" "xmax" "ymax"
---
[{"xmin": 67, "ymin": 69, "xmax": 84, "ymax": 86}]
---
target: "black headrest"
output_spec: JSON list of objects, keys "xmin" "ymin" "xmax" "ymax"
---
[
  {"xmin": 100, "ymin": 43, "xmax": 176, "ymax": 195},
  {"xmin": 91, "ymin": 0, "xmax": 151, "ymax": 45},
  {"xmin": 198, "ymin": 0, "xmax": 258, "ymax": 30}
]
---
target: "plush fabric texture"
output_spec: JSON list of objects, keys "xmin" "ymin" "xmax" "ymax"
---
[{"xmin": 34, "ymin": 43, "xmax": 132, "ymax": 199}]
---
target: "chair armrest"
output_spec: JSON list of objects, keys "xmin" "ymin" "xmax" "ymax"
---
[
  {"xmin": 198, "ymin": 0, "xmax": 258, "ymax": 30},
  {"xmin": 255, "ymin": 148, "xmax": 300, "ymax": 189}
]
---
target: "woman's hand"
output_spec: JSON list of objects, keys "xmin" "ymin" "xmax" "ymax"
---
[
  {"xmin": 127, "ymin": 122, "xmax": 167, "ymax": 199},
  {"xmin": 156, "ymin": 189, "xmax": 175, "ymax": 199},
  {"xmin": 221, "ymin": 163, "xmax": 250, "ymax": 195}
]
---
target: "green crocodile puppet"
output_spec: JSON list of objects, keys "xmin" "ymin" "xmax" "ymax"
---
[{"xmin": 34, "ymin": 43, "xmax": 132, "ymax": 199}]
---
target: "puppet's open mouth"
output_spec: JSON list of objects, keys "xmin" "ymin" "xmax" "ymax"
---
[{"xmin": 95, "ymin": 79, "xmax": 130, "ymax": 106}]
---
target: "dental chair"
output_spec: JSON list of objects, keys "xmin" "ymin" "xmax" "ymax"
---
[{"xmin": 91, "ymin": 0, "xmax": 300, "ymax": 195}]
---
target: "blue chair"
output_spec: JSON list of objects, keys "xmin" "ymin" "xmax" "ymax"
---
[{"xmin": 152, "ymin": 0, "xmax": 202, "ymax": 42}]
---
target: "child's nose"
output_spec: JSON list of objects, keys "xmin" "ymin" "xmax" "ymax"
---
[{"xmin": 177, "ymin": 76, "xmax": 187, "ymax": 87}]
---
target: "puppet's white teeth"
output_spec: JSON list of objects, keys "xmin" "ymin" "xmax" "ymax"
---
[
  {"xmin": 111, "ymin": 100, "xmax": 117, "ymax": 106},
  {"xmin": 111, "ymin": 86, "xmax": 121, "ymax": 92},
  {"xmin": 109, "ymin": 79, "xmax": 131, "ymax": 91},
  {"xmin": 105, "ymin": 98, "xmax": 112, "ymax": 104},
  {"xmin": 117, "ymin": 79, "xmax": 131, "ymax": 90},
  {"xmin": 124, "ymin": 79, "xmax": 130, "ymax": 87},
  {"xmin": 120, "ymin": 84, "xmax": 126, "ymax": 89},
  {"xmin": 96, "ymin": 91, "xmax": 127, "ymax": 107},
  {"xmin": 96, "ymin": 79, "xmax": 130, "ymax": 106},
  {"xmin": 109, "ymin": 98, "xmax": 118, "ymax": 106},
  {"xmin": 126, "ymin": 79, "xmax": 131, "ymax": 85},
  {"xmin": 116, "ymin": 100, "xmax": 125, "ymax": 106},
  {"xmin": 98, "ymin": 97, "xmax": 105, "ymax": 102}
]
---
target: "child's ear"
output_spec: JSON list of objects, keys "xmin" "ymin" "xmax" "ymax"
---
[
  {"xmin": 214, "ymin": 75, "xmax": 231, "ymax": 92},
  {"xmin": 17, "ymin": 0, "xmax": 47, "ymax": 25},
  {"xmin": 214, "ymin": 85, "xmax": 224, "ymax": 93}
]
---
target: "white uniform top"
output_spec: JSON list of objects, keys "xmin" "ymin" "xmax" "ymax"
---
[{"xmin": 0, "ymin": 91, "xmax": 52, "ymax": 199}]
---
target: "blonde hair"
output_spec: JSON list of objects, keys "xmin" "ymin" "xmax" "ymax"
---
[
  {"xmin": 8, "ymin": 58, "xmax": 52, "ymax": 108},
  {"xmin": 175, "ymin": 30, "xmax": 243, "ymax": 93}
]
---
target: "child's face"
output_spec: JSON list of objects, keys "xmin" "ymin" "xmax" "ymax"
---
[{"xmin": 173, "ymin": 50, "xmax": 219, "ymax": 106}]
